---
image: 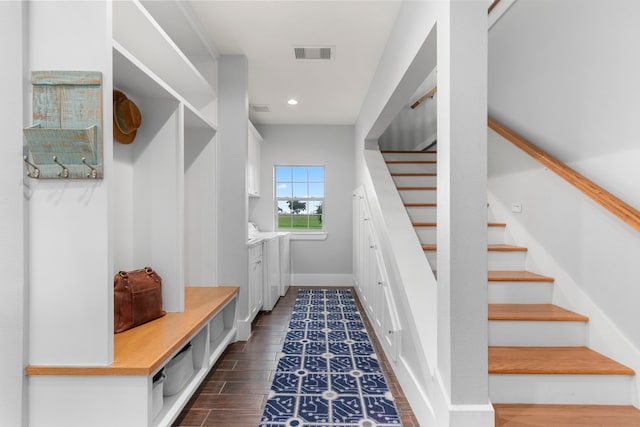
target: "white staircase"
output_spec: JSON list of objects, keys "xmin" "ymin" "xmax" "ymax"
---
[{"xmin": 382, "ymin": 150, "xmax": 640, "ymax": 425}]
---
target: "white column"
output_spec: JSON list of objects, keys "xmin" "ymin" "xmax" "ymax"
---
[
  {"xmin": 0, "ymin": 3, "xmax": 28, "ymax": 424},
  {"xmin": 437, "ymin": 0, "xmax": 490, "ymax": 417},
  {"xmin": 27, "ymin": 0, "xmax": 112, "ymax": 366},
  {"xmin": 217, "ymin": 56, "xmax": 251, "ymax": 338}
]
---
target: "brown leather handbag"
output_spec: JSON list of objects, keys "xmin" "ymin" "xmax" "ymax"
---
[{"xmin": 114, "ymin": 267, "xmax": 166, "ymax": 333}]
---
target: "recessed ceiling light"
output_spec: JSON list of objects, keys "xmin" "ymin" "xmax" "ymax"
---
[{"xmin": 287, "ymin": 99, "xmax": 298, "ymax": 106}]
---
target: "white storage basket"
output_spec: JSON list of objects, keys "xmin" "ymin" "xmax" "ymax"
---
[
  {"xmin": 151, "ymin": 370, "xmax": 165, "ymax": 418},
  {"xmin": 163, "ymin": 344, "xmax": 194, "ymax": 396},
  {"xmin": 209, "ymin": 315, "xmax": 224, "ymax": 344}
]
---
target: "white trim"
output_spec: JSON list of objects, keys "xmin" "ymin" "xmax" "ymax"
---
[
  {"xmin": 236, "ymin": 316, "xmax": 252, "ymax": 341},
  {"xmin": 395, "ymin": 356, "xmax": 437, "ymax": 425},
  {"xmin": 291, "ymin": 274, "xmax": 353, "ymax": 286},
  {"xmin": 287, "ymin": 232, "xmax": 327, "ymax": 241}
]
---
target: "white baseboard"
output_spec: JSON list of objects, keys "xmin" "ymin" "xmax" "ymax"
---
[
  {"xmin": 291, "ymin": 274, "xmax": 353, "ymax": 287},
  {"xmin": 236, "ymin": 317, "xmax": 252, "ymax": 341},
  {"xmin": 394, "ymin": 356, "xmax": 494, "ymax": 427}
]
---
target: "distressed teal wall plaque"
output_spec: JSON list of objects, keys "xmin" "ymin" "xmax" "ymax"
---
[{"xmin": 23, "ymin": 71, "xmax": 103, "ymax": 179}]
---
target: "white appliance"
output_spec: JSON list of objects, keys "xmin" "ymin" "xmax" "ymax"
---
[
  {"xmin": 247, "ymin": 222, "xmax": 288, "ymax": 311},
  {"xmin": 279, "ymin": 233, "xmax": 291, "ymax": 296}
]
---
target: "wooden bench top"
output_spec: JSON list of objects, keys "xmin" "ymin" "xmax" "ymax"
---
[{"xmin": 26, "ymin": 286, "xmax": 239, "ymax": 376}]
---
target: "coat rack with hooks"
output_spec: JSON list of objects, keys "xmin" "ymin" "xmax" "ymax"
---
[{"xmin": 23, "ymin": 71, "xmax": 103, "ymax": 179}]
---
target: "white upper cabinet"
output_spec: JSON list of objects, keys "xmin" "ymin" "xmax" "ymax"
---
[{"xmin": 248, "ymin": 121, "xmax": 262, "ymax": 197}]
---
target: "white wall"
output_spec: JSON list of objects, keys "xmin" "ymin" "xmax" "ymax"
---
[
  {"xmin": 489, "ymin": 0, "xmax": 640, "ymax": 210},
  {"xmin": 0, "ymin": 3, "xmax": 28, "ymax": 425},
  {"xmin": 378, "ymin": 68, "xmax": 438, "ymax": 151},
  {"xmin": 250, "ymin": 125, "xmax": 354, "ymax": 285}
]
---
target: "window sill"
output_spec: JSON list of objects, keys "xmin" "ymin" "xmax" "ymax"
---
[{"xmin": 286, "ymin": 232, "xmax": 328, "ymax": 241}]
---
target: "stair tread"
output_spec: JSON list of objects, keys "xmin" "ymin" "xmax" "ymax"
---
[
  {"xmin": 423, "ymin": 244, "xmax": 527, "ymax": 252},
  {"xmin": 391, "ymin": 172, "xmax": 437, "ymax": 176},
  {"xmin": 412, "ymin": 222, "xmax": 506, "ymax": 227},
  {"xmin": 488, "ymin": 304, "xmax": 588, "ymax": 322},
  {"xmin": 381, "ymin": 150, "xmax": 437, "ymax": 153},
  {"xmin": 494, "ymin": 404, "xmax": 640, "ymax": 427},
  {"xmin": 404, "ymin": 203, "xmax": 437, "ymax": 207},
  {"xmin": 397, "ymin": 186, "xmax": 437, "ymax": 190},
  {"xmin": 385, "ymin": 160, "xmax": 436, "ymax": 164},
  {"xmin": 489, "ymin": 346, "xmax": 635, "ymax": 375},
  {"xmin": 489, "ymin": 270, "xmax": 554, "ymax": 282}
]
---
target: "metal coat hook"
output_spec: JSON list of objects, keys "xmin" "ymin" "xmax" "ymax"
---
[
  {"xmin": 52, "ymin": 156, "xmax": 69, "ymax": 178},
  {"xmin": 82, "ymin": 157, "xmax": 98, "ymax": 179},
  {"xmin": 23, "ymin": 156, "xmax": 40, "ymax": 178}
]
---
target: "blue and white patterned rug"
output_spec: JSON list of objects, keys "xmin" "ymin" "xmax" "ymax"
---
[{"xmin": 260, "ymin": 288, "xmax": 402, "ymax": 427}]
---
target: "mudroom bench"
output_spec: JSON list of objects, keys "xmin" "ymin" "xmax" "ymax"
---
[{"xmin": 26, "ymin": 286, "xmax": 239, "ymax": 427}]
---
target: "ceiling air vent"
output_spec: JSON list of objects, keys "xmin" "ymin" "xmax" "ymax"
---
[
  {"xmin": 293, "ymin": 46, "xmax": 333, "ymax": 60},
  {"xmin": 250, "ymin": 104, "xmax": 270, "ymax": 113}
]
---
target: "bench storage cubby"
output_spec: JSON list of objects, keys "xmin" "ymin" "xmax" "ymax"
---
[{"xmin": 26, "ymin": 287, "xmax": 238, "ymax": 427}]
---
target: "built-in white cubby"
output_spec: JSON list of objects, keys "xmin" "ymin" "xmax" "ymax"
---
[
  {"xmin": 27, "ymin": 1, "xmax": 226, "ymax": 425},
  {"xmin": 112, "ymin": 0, "xmax": 218, "ymax": 311}
]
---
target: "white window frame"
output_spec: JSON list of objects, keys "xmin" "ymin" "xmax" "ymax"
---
[{"xmin": 274, "ymin": 165, "xmax": 327, "ymax": 240}]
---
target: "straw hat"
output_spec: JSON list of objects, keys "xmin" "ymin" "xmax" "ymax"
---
[{"xmin": 113, "ymin": 90, "xmax": 142, "ymax": 144}]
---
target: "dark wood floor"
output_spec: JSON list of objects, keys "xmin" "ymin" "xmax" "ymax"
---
[{"xmin": 173, "ymin": 286, "xmax": 419, "ymax": 426}]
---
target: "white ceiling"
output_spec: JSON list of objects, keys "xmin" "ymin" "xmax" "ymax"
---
[{"xmin": 185, "ymin": 1, "xmax": 403, "ymax": 125}]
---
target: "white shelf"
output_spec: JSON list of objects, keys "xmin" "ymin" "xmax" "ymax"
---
[
  {"xmin": 113, "ymin": 0, "xmax": 214, "ymax": 109},
  {"xmin": 113, "ymin": 42, "xmax": 174, "ymax": 101},
  {"xmin": 184, "ymin": 103, "xmax": 216, "ymax": 132}
]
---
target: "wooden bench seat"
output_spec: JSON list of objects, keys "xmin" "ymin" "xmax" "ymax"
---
[{"xmin": 26, "ymin": 286, "xmax": 239, "ymax": 376}]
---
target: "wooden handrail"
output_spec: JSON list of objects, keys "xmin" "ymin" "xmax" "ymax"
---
[
  {"xmin": 488, "ymin": 117, "xmax": 640, "ymax": 232},
  {"xmin": 410, "ymin": 86, "xmax": 437, "ymax": 109},
  {"xmin": 488, "ymin": 0, "xmax": 502, "ymax": 14}
]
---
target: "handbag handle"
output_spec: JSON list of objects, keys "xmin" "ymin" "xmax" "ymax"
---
[{"xmin": 118, "ymin": 267, "xmax": 154, "ymax": 289}]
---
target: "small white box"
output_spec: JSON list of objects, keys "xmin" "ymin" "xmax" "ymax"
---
[{"xmin": 163, "ymin": 344, "xmax": 194, "ymax": 396}]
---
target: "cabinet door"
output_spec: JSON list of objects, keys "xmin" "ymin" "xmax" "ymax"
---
[
  {"xmin": 380, "ymin": 286, "xmax": 402, "ymax": 362},
  {"xmin": 248, "ymin": 122, "xmax": 262, "ymax": 196},
  {"xmin": 371, "ymin": 251, "xmax": 385, "ymax": 331},
  {"xmin": 248, "ymin": 244, "xmax": 263, "ymax": 319}
]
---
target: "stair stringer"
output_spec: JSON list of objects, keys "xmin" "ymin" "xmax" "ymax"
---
[
  {"xmin": 488, "ymin": 191, "xmax": 640, "ymax": 407},
  {"xmin": 359, "ymin": 149, "xmax": 494, "ymax": 426}
]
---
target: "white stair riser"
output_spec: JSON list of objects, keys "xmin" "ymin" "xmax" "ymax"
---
[
  {"xmin": 414, "ymin": 227, "xmax": 436, "ymax": 244},
  {"xmin": 407, "ymin": 206, "xmax": 437, "ymax": 223},
  {"xmin": 425, "ymin": 251, "xmax": 527, "ymax": 271},
  {"xmin": 399, "ymin": 189, "xmax": 436, "ymax": 204},
  {"xmin": 489, "ymin": 321, "xmax": 587, "ymax": 346},
  {"xmin": 392, "ymin": 175, "xmax": 437, "ymax": 187},
  {"xmin": 387, "ymin": 163, "xmax": 437, "ymax": 174},
  {"xmin": 488, "ymin": 281, "xmax": 554, "ymax": 304},
  {"xmin": 488, "ymin": 251, "xmax": 527, "ymax": 271},
  {"xmin": 488, "ymin": 227, "xmax": 506, "ymax": 245},
  {"xmin": 489, "ymin": 374, "xmax": 633, "ymax": 405},
  {"xmin": 383, "ymin": 152, "xmax": 437, "ymax": 161},
  {"xmin": 414, "ymin": 226, "xmax": 505, "ymax": 245}
]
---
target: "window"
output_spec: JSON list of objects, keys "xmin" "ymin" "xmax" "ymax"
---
[{"xmin": 275, "ymin": 166, "xmax": 325, "ymax": 231}]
